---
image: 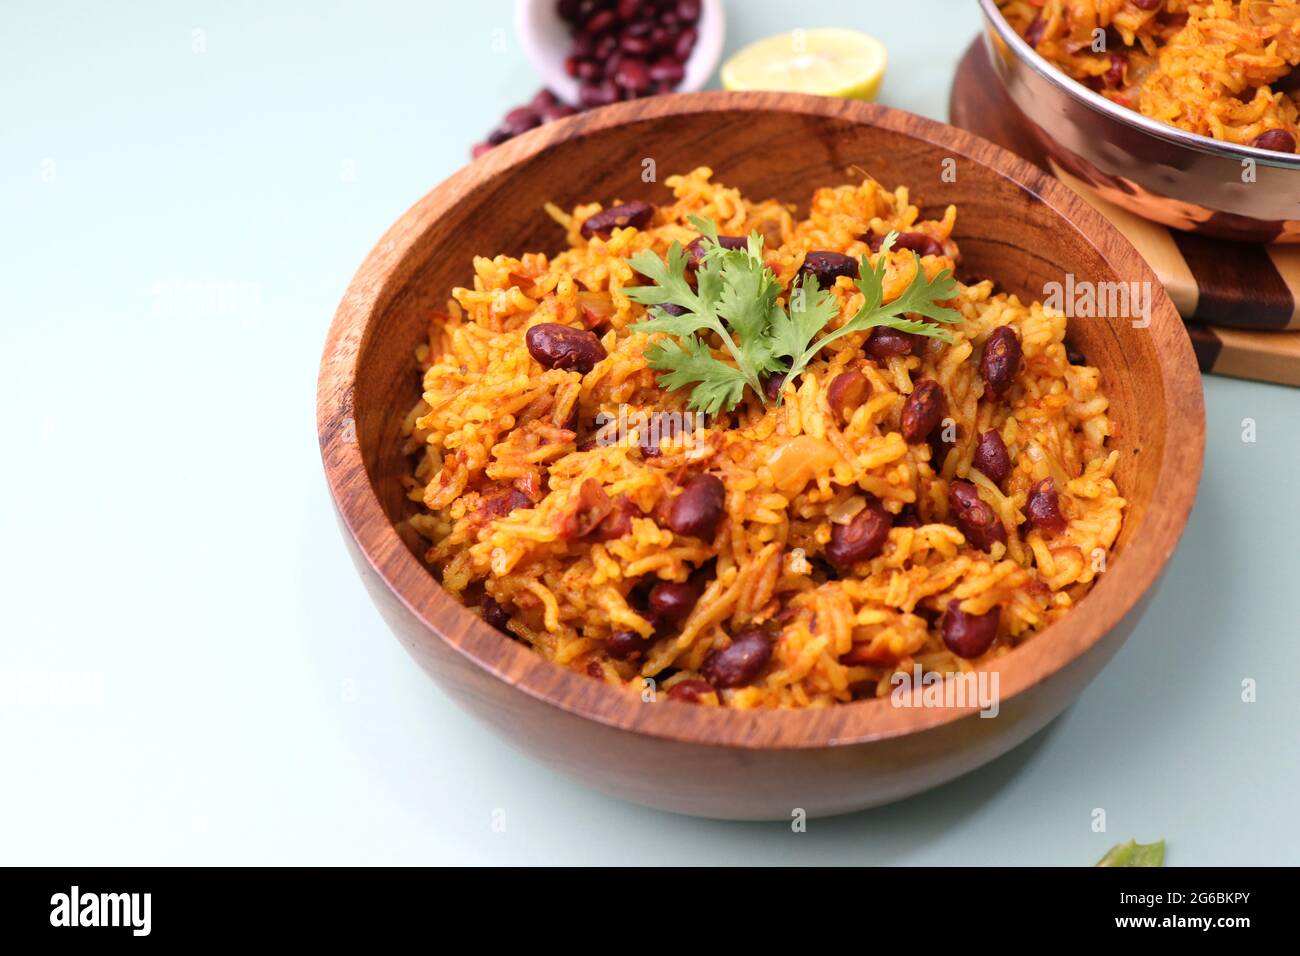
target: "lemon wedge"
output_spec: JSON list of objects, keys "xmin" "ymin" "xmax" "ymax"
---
[{"xmin": 721, "ymin": 28, "xmax": 888, "ymax": 100}]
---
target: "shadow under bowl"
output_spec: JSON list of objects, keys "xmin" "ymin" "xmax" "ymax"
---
[{"xmin": 317, "ymin": 91, "xmax": 1204, "ymax": 820}]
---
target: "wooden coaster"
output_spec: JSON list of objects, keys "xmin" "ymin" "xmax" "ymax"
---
[{"xmin": 949, "ymin": 38, "xmax": 1300, "ymax": 387}]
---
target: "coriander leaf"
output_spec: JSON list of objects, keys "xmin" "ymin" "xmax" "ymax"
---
[
  {"xmin": 643, "ymin": 336, "xmax": 748, "ymax": 415},
  {"xmin": 1095, "ymin": 839, "xmax": 1166, "ymax": 867},
  {"xmin": 624, "ymin": 221, "xmax": 964, "ymax": 413},
  {"xmin": 813, "ymin": 231, "xmax": 961, "ymax": 354},
  {"xmin": 627, "ymin": 222, "xmax": 775, "ymax": 408},
  {"xmin": 768, "ymin": 274, "xmax": 840, "ymax": 393}
]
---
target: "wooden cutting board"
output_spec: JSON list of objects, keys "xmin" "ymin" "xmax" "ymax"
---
[{"xmin": 950, "ymin": 38, "xmax": 1300, "ymax": 387}]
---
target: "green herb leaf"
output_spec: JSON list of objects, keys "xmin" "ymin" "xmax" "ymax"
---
[
  {"xmin": 642, "ymin": 336, "xmax": 748, "ymax": 416},
  {"xmin": 1095, "ymin": 839, "xmax": 1166, "ymax": 867},
  {"xmin": 625, "ymin": 222, "xmax": 962, "ymax": 412}
]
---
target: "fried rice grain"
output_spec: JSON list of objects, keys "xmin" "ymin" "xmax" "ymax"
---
[{"xmin": 399, "ymin": 168, "xmax": 1126, "ymax": 709}]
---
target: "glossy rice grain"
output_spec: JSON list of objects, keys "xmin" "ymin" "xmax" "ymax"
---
[{"xmin": 400, "ymin": 167, "xmax": 1126, "ymax": 709}]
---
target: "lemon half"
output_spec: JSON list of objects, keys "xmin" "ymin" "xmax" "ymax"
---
[{"xmin": 721, "ymin": 28, "xmax": 888, "ymax": 100}]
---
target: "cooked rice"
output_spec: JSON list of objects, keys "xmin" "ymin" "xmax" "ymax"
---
[
  {"xmin": 399, "ymin": 168, "xmax": 1125, "ymax": 709},
  {"xmin": 998, "ymin": 0, "xmax": 1300, "ymax": 146}
]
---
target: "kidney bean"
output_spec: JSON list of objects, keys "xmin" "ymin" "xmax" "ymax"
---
[
  {"xmin": 866, "ymin": 230, "xmax": 944, "ymax": 259},
  {"xmin": 656, "ymin": 302, "xmax": 689, "ymax": 316},
  {"xmin": 649, "ymin": 56, "xmax": 686, "ymax": 84},
  {"xmin": 827, "ymin": 370, "xmax": 871, "ymax": 422},
  {"xmin": 667, "ymin": 679, "xmax": 716, "ymax": 703},
  {"xmin": 615, "ymin": 57, "xmax": 652, "ymax": 92},
  {"xmin": 1024, "ymin": 17, "xmax": 1047, "ymax": 48},
  {"xmin": 865, "ymin": 326, "xmax": 919, "ymax": 361},
  {"xmin": 799, "ymin": 250, "xmax": 859, "ymax": 287},
  {"xmin": 481, "ymin": 596, "xmax": 512, "ymax": 633},
  {"xmin": 585, "ymin": 8, "xmax": 616, "ymax": 34},
  {"xmin": 580, "ymin": 200, "xmax": 655, "ymax": 239},
  {"xmin": 620, "ymin": 33, "xmax": 656, "ymax": 57},
  {"xmin": 948, "ymin": 480, "xmax": 1008, "ymax": 551},
  {"xmin": 1065, "ymin": 342, "xmax": 1087, "ymax": 366},
  {"xmin": 1026, "ymin": 477, "xmax": 1068, "ymax": 534},
  {"xmin": 972, "ymin": 430, "xmax": 1012, "ymax": 486},
  {"xmin": 649, "ymin": 581, "xmax": 699, "ymax": 626},
  {"xmin": 762, "ymin": 372, "xmax": 797, "ymax": 402},
  {"xmin": 667, "ymin": 473, "xmax": 727, "ymax": 540},
  {"xmin": 503, "ymin": 106, "xmax": 541, "ymax": 136},
  {"xmin": 1102, "ymin": 53, "xmax": 1127, "ymax": 89},
  {"xmin": 942, "ymin": 600, "xmax": 1000, "ymax": 659},
  {"xmin": 675, "ymin": 27, "xmax": 698, "ymax": 62},
  {"xmin": 526, "ymin": 323, "xmax": 607, "ymax": 373},
  {"xmin": 894, "ymin": 504, "xmax": 922, "ymax": 528},
  {"xmin": 588, "ymin": 493, "xmax": 640, "ymax": 542},
  {"xmin": 607, "ymin": 629, "xmax": 654, "ymax": 662},
  {"xmin": 685, "ymin": 233, "xmax": 747, "ymax": 264},
  {"xmin": 1132, "ymin": 0, "xmax": 1163, "ymax": 9},
  {"xmin": 825, "ymin": 497, "xmax": 892, "ymax": 569},
  {"xmin": 676, "ymin": 0, "xmax": 702, "ymax": 22},
  {"xmin": 980, "ymin": 326, "xmax": 1022, "ymax": 399},
  {"xmin": 471, "ymin": 142, "xmax": 493, "ymax": 159},
  {"xmin": 562, "ymin": 479, "xmax": 613, "ymax": 540},
  {"xmin": 930, "ymin": 423, "xmax": 957, "ymax": 470},
  {"xmin": 616, "ymin": 0, "xmax": 641, "ymax": 19},
  {"xmin": 702, "ymin": 629, "xmax": 774, "ymax": 688},
  {"xmin": 900, "ymin": 379, "xmax": 947, "ymax": 443},
  {"xmin": 581, "ymin": 78, "xmax": 622, "ymax": 106},
  {"xmin": 1252, "ymin": 128, "xmax": 1297, "ymax": 153}
]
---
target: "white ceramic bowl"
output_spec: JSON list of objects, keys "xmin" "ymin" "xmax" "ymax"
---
[{"xmin": 515, "ymin": 0, "xmax": 726, "ymax": 106}]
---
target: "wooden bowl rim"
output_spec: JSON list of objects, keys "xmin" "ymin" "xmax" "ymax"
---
[{"xmin": 317, "ymin": 91, "xmax": 1204, "ymax": 750}]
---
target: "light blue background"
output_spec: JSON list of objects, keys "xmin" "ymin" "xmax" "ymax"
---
[{"xmin": 2, "ymin": 0, "xmax": 1296, "ymax": 865}]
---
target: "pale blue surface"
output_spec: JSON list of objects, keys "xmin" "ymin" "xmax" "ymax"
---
[{"xmin": 2, "ymin": 0, "xmax": 1297, "ymax": 865}]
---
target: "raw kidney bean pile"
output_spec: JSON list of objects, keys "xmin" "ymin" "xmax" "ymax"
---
[{"xmin": 472, "ymin": 0, "xmax": 701, "ymax": 157}]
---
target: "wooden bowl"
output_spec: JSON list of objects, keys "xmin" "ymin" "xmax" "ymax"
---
[{"xmin": 317, "ymin": 92, "xmax": 1204, "ymax": 820}]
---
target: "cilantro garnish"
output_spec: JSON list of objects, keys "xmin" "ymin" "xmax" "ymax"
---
[{"xmin": 624, "ymin": 215, "xmax": 960, "ymax": 413}]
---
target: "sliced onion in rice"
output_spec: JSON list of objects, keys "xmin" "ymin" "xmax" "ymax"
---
[
  {"xmin": 829, "ymin": 495, "xmax": 867, "ymax": 525},
  {"xmin": 768, "ymin": 436, "xmax": 841, "ymax": 497}
]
